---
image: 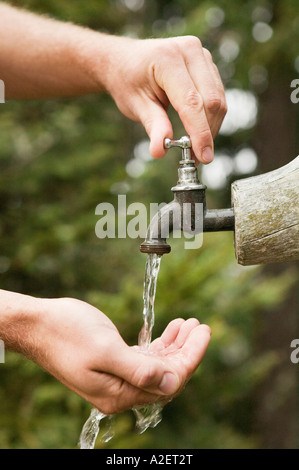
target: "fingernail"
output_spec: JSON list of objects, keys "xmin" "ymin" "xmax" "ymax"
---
[
  {"xmin": 159, "ymin": 372, "xmax": 179, "ymax": 394},
  {"xmin": 202, "ymin": 146, "xmax": 213, "ymax": 163}
]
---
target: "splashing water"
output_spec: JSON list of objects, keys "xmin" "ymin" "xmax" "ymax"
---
[
  {"xmin": 133, "ymin": 253, "xmax": 163, "ymax": 434},
  {"xmin": 138, "ymin": 253, "xmax": 162, "ymax": 351},
  {"xmin": 79, "ymin": 253, "xmax": 162, "ymax": 449},
  {"xmin": 79, "ymin": 409, "xmax": 115, "ymax": 449}
]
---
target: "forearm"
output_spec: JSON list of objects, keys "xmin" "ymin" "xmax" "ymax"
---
[
  {"xmin": 0, "ymin": 290, "xmax": 211, "ymax": 414},
  {"xmin": 0, "ymin": 3, "xmax": 118, "ymax": 99},
  {"xmin": 0, "ymin": 4, "xmax": 227, "ymax": 164},
  {"xmin": 0, "ymin": 289, "xmax": 41, "ymax": 356}
]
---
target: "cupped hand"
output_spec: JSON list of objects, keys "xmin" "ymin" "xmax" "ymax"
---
[{"xmin": 34, "ymin": 298, "xmax": 211, "ymax": 415}]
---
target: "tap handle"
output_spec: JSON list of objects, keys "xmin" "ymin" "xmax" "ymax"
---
[
  {"xmin": 164, "ymin": 136, "xmax": 192, "ymax": 162},
  {"xmin": 164, "ymin": 136, "xmax": 191, "ymax": 149}
]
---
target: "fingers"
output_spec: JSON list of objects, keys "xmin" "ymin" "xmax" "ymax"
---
[
  {"xmin": 151, "ymin": 319, "xmax": 211, "ymax": 386},
  {"xmin": 150, "ymin": 318, "xmax": 199, "ymax": 351},
  {"xmin": 150, "ymin": 318, "xmax": 185, "ymax": 354},
  {"xmin": 86, "ymin": 318, "xmax": 211, "ymax": 414},
  {"xmin": 98, "ymin": 321, "xmax": 210, "ymax": 397},
  {"xmin": 157, "ymin": 318, "xmax": 185, "ymax": 347},
  {"xmin": 151, "ymin": 36, "xmax": 226, "ymax": 164},
  {"xmin": 182, "ymin": 42, "xmax": 227, "ymax": 139},
  {"xmin": 137, "ymin": 96, "xmax": 173, "ymax": 159},
  {"xmin": 179, "ymin": 323, "xmax": 211, "ymax": 377},
  {"xmin": 174, "ymin": 318, "xmax": 201, "ymax": 348},
  {"xmin": 85, "ymin": 370, "xmax": 160, "ymax": 415},
  {"xmin": 94, "ymin": 336, "xmax": 180, "ymax": 396},
  {"xmin": 155, "ymin": 55, "xmax": 214, "ymax": 164}
]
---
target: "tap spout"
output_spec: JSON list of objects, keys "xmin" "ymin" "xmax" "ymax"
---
[
  {"xmin": 140, "ymin": 191, "xmax": 234, "ymax": 255},
  {"xmin": 139, "ymin": 136, "xmax": 234, "ymax": 256},
  {"xmin": 139, "ymin": 200, "xmax": 178, "ymax": 255}
]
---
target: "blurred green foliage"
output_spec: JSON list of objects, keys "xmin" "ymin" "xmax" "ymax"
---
[{"xmin": 0, "ymin": 0, "xmax": 297, "ymax": 449}]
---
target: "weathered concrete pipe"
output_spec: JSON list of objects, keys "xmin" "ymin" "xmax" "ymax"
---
[{"xmin": 232, "ymin": 155, "xmax": 299, "ymax": 265}]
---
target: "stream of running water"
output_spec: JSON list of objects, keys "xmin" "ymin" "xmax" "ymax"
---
[{"xmin": 79, "ymin": 253, "xmax": 162, "ymax": 449}]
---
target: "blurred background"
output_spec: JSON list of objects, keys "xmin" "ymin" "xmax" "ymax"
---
[{"xmin": 0, "ymin": 0, "xmax": 298, "ymax": 449}]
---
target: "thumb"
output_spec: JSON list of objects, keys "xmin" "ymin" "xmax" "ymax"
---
[
  {"xmin": 104, "ymin": 340, "xmax": 180, "ymax": 396},
  {"xmin": 138, "ymin": 98, "xmax": 173, "ymax": 159}
]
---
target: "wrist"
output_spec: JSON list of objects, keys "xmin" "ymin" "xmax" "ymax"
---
[
  {"xmin": 0, "ymin": 289, "xmax": 42, "ymax": 356},
  {"xmin": 79, "ymin": 32, "xmax": 136, "ymax": 95},
  {"xmin": 65, "ymin": 27, "xmax": 110, "ymax": 95}
]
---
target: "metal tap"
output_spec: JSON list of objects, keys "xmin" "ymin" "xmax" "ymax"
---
[{"xmin": 140, "ymin": 136, "xmax": 235, "ymax": 255}]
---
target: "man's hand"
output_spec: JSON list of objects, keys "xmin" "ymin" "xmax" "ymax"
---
[
  {"xmin": 34, "ymin": 298, "xmax": 211, "ymax": 414},
  {"xmin": 0, "ymin": 4, "xmax": 227, "ymax": 164},
  {"xmin": 0, "ymin": 291, "xmax": 211, "ymax": 414},
  {"xmin": 101, "ymin": 36, "xmax": 227, "ymax": 164}
]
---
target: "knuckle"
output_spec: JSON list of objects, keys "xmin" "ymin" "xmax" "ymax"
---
[
  {"xmin": 95, "ymin": 381, "xmax": 126, "ymax": 415},
  {"xmin": 216, "ymin": 94, "xmax": 227, "ymax": 117},
  {"xmin": 134, "ymin": 363, "xmax": 158, "ymax": 390},
  {"xmin": 181, "ymin": 35, "xmax": 202, "ymax": 50},
  {"xmin": 199, "ymin": 128, "xmax": 213, "ymax": 140},
  {"xmin": 160, "ymin": 38, "xmax": 181, "ymax": 60},
  {"xmin": 206, "ymin": 93, "xmax": 223, "ymax": 114},
  {"xmin": 180, "ymin": 89, "xmax": 204, "ymax": 115},
  {"xmin": 154, "ymin": 40, "xmax": 181, "ymax": 81}
]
